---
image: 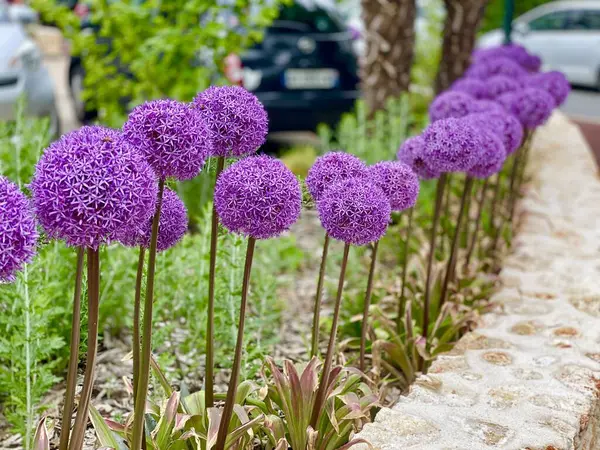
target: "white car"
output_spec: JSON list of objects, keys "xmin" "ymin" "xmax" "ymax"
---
[{"xmin": 478, "ymin": 1, "xmax": 600, "ymax": 90}]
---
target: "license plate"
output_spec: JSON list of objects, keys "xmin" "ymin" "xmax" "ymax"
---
[{"xmin": 284, "ymin": 69, "xmax": 339, "ymax": 90}]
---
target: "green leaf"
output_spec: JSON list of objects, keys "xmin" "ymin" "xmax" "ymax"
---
[
  {"xmin": 88, "ymin": 404, "xmax": 129, "ymax": 450},
  {"xmin": 32, "ymin": 418, "xmax": 49, "ymax": 450}
]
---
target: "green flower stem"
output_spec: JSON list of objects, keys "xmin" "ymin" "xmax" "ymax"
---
[
  {"xmin": 488, "ymin": 172, "xmax": 502, "ymax": 240},
  {"xmin": 423, "ymin": 173, "xmax": 447, "ymax": 341},
  {"xmin": 397, "ymin": 207, "xmax": 414, "ymax": 331},
  {"xmin": 440, "ymin": 174, "xmax": 452, "ymax": 256},
  {"xmin": 359, "ymin": 240, "xmax": 379, "ymax": 372},
  {"xmin": 205, "ymin": 156, "xmax": 225, "ymax": 408},
  {"xmin": 131, "ymin": 180, "xmax": 165, "ymax": 450},
  {"xmin": 465, "ymin": 178, "xmax": 488, "ymax": 268},
  {"xmin": 215, "ymin": 237, "xmax": 256, "ymax": 450},
  {"xmin": 439, "ymin": 176, "xmax": 474, "ymax": 309},
  {"xmin": 310, "ymin": 243, "xmax": 351, "ymax": 429},
  {"xmin": 310, "ymin": 233, "xmax": 330, "ymax": 358},
  {"xmin": 505, "ymin": 149, "xmax": 522, "ymax": 224},
  {"xmin": 68, "ymin": 248, "xmax": 100, "ymax": 450},
  {"xmin": 132, "ymin": 246, "xmax": 146, "ymax": 401},
  {"xmin": 58, "ymin": 248, "xmax": 85, "ymax": 450}
]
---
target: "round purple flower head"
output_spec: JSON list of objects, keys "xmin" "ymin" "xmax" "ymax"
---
[
  {"xmin": 31, "ymin": 126, "xmax": 158, "ymax": 250},
  {"xmin": 497, "ymin": 88, "xmax": 555, "ymax": 129},
  {"xmin": 193, "ymin": 86, "xmax": 268, "ymax": 158},
  {"xmin": 368, "ymin": 161, "xmax": 419, "ymax": 211},
  {"xmin": 422, "ymin": 118, "xmax": 483, "ymax": 173},
  {"xmin": 306, "ymin": 151, "xmax": 368, "ymax": 201},
  {"xmin": 429, "ymin": 91, "xmax": 475, "ymax": 122},
  {"xmin": 464, "ymin": 112, "xmax": 523, "ymax": 155},
  {"xmin": 466, "ymin": 57, "xmax": 528, "ymax": 80},
  {"xmin": 123, "ymin": 99, "xmax": 210, "ymax": 181},
  {"xmin": 486, "ymin": 75, "xmax": 521, "ymax": 99},
  {"xmin": 450, "ymin": 78, "xmax": 488, "ymax": 99},
  {"xmin": 117, "ymin": 188, "xmax": 188, "ymax": 253},
  {"xmin": 463, "ymin": 124, "xmax": 506, "ymax": 179},
  {"xmin": 397, "ymin": 136, "xmax": 440, "ymax": 180},
  {"xmin": 473, "ymin": 45, "xmax": 541, "ymax": 72},
  {"xmin": 0, "ymin": 177, "xmax": 37, "ymax": 282},
  {"xmin": 317, "ymin": 178, "xmax": 391, "ymax": 246},
  {"xmin": 524, "ymin": 71, "xmax": 570, "ymax": 106},
  {"xmin": 467, "ymin": 99, "xmax": 506, "ymax": 115},
  {"xmin": 215, "ymin": 155, "xmax": 301, "ymax": 239}
]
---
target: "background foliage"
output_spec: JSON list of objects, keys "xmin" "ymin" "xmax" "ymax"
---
[{"xmin": 482, "ymin": 0, "xmax": 552, "ymax": 32}]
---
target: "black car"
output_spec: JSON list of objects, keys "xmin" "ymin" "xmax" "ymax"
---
[{"xmin": 68, "ymin": 0, "xmax": 360, "ymax": 132}]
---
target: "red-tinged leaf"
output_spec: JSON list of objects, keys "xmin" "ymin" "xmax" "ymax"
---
[
  {"xmin": 337, "ymin": 437, "xmax": 374, "ymax": 450},
  {"xmin": 121, "ymin": 376, "xmax": 134, "ymax": 397},
  {"xmin": 225, "ymin": 413, "xmax": 264, "ymax": 449},
  {"xmin": 274, "ymin": 438, "xmax": 289, "ymax": 450},
  {"xmin": 88, "ymin": 404, "xmax": 128, "ymax": 450},
  {"xmin": 152, "ymin": 391, "xmax": 179, "ymax": 448},
  {"xmin": 206, "ymin": 407, "xmax": 222, "ymax": 449},
  {"xmin": 33, "ymin": 417, "xmax": 49, "ymax": 450},
  {"xmin": 104, "ymin": 418, "xmax": 126, "ymax": 432},
  {"xmin": 182, "ymin": 391, "xmax": 205, "ymax": 416},
  {"xmin": 174, "ymin": 413, "xmax": 192, "ymax": 432},
  {"xmin": 299, "ymin": 357, "xmax": 319, "ymax": 396},
  {"xmin": 325, "ymin": 394, "xmax": 339, "ymax": 433}
]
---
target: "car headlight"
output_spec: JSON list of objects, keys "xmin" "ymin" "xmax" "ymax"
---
[{"xmin": 9, "ymin": 39, "xmax": 42, "ymax": 71}]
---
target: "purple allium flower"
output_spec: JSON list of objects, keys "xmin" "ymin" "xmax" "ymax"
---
[
  {"xmin": 473, "ymin": 44, "xmax": 541, "ymax": 72},
  {"xmin": 464, "ymin": 112, "xmax": 523, "ymax": 155},
  {"xmin": 524, "ymin": 71, "xmax": 570, "ymax": 106},
  {"xmin": 466, "ymin": 57, "xmax": 528, "ymax": 80},
  {"xmin": 305, "ymin": 151, "xmax": 368, "ymax": 201},
  {"xmin": 397, "ymin": 136, "xmax": 440, "ymax": 180},
  {"xmin": 215, "ymin": 155, "xmax": 301, "ymax": 239},
  {"xmin": 123, "ymin": 99, "xmax": 211, "ymax": 181},
  {"xmin": 450, "ymin": 78, "xmax": 488, "ymax": 99},
  {"xmin": 0, "ymin": 177, "xmax": 37, "ymax": 282},
  {"xmin": 368, "ymin": 161, "xmax": 420, "ymax": 211},
  {"xmin": 116, "ymin": 188, "xmax": 188, "ymax": 253},
  {"xmin": 497, "ymin": 88, "xmax": 555, "ymax": 129},
  {"xmin": 486, "ymin": 75, "xmax": 521, "ymax": 99},
  {"xmin": 317, "ymin": 178, "xmax": 391, "ymax": 246},
  {"xmin": 31, "ymin": 126, "xmax": 158, "ymax": 250},
  {"xmin": 422, "ymin": 118, "xmax": 483, "ymax": 173},
  {"xmin": 193, "ymin": 86, "xmax": 268, "ymax": 158},
  {"xmin": 429, "ymin": 91, "xmax": 475, "ymax": 122},
  {"xmin": 466, "ymin": 99, "xmax": 506, "ymax": 115},
  {"xmin": 463, "ymin": 125, "xmax": 506, "ymax": 179}
]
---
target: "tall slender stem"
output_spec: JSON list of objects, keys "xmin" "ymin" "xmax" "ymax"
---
[
  {"xmin": 59, "ymin": 248, "xmax": 85, "ymax": 450},
  {"xmin": 440, "ymin": 174, "xmax": 452, "ymax": 255},
  {"xmin": 132, "ymin": 247, "xmax": 146, "ymax": 401},
  {"xmin": 131, "ymin": 180, "xmax": 165, "ymax": 450},
  {"xmin": 488, "ymin": 172, "xmax": 502, "ymax": 235},
  {"xmin": 215, "ymin": 238, "xmax": 256, "ymax": 450},
  {"xmin": 398, "ymin": 207, "xmax": 414, "ymax": 331},
  {"xmin": 506, "ymin": 149, "xmax": 522, "ymax": 224},
  {"xmin": 68, "ymin": 248, "xmax": 100, "ymax": 450},
  {"xmin": 439, "ymin": 177, "xmax": 474, "ymax": 309},
  {"xmin": 359, "ymin": 241, "xmax": 379, "ymax": 372},
  {"xmin": 310, "ymin": 243, "xmax": 351, "ymax": 429},
  {"xmin": 423, "ymin": 173, "xmax": 447, "ymax": 341},
  {"xmin": 205, "ymin": 156, "xmax": 225, "ymax": 408},
  {"xmin": 310, "ymin": 233, "xmax": 330, "ymax": 358},
  {"xmin": 465, "ymin": 179, "xmax": 488, "ymax": 268}
]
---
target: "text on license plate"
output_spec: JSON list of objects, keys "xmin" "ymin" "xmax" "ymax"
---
[{"xmin": 284, "ymin": 69, "xmax": 339, "ymax": 90}]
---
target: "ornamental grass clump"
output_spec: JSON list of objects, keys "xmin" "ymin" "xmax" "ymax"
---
[
  {"xmin": 213, "ymin": 155, "xmax": 301, "ymax": 450},
  {"xmin": 123, "ymin": 99, "xmax": 211, "ymax": 450},
  {"xmin": 305, "ymin": 151, "xmax": 368, "ymax": 358},
  {"xmin": 428, "ymin": 91, "xmax": 474, "ymax": 122},
  {"xmin": 312, "ymin": 177, "xmax": 390, "ymax": 428},
  {"xmin": 30, "ymin": 126, "xmax": 158, "ymax": 450},
  {"xmin": 193, "ymin": 85, "xmax": 268, "ymax": 408},
  {"xmin": 0, "ymin": 176, "xmax": 37, "ymax": 283}
]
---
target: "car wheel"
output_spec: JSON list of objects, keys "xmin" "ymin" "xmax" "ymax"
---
[{"xmin": 70, "ymin": 64, "xmax": 97, "ymax": 123}]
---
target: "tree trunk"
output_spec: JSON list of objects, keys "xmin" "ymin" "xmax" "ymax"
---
[
  {"xmin": 434, "ymin": 0, "xmax": 489, "ymax": 94},
  {"xmin": 361, "ymin": 0, "xmax": 417, "ymax": 114}
]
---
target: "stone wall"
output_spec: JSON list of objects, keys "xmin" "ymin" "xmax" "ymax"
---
[{"xmin": 357, "ymin": 112, "xmax": 600, "ymax": 450}]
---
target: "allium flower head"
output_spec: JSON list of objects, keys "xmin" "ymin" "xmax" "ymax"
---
[
  {"xmin": 524, "ymin": 71, "xmax": 570, "ymax": 106},
  {"xmin": 429, "ymin": 91, "xmax": 475, "ymax": 122},
  {"xmin": 450, "ymin": 78, "xmax": 488, "ymax": 99},
  {"xmin": 473, "ymin": 44, "xmax": 541, "ymax": 72},
  {"xmin": 317, "ymin": 178, "xmax": 391, "ymax": 246},
  {"xmin": 467, "ymin": 99, "xmax": 506, "ymax": 115},
  {"xmin": 123, "ymin": 99, "xmax": 210, "ymax": 180},
  {"xmin": 306, "ymin": 151, "xmax": 368, "ymax": 201},
  {"xmin": 31, "ymin": 126, "xmax": 158, "ymax": 249},
  {"xmin": 116, "ymin": 188, "xmax": 188, "ymax": 253},
  {"xmin": 464, "ymin": 112, "xmax": 523, "ymax": 155},
  {"xmin": 463, "ymin": 124, "xmax": 506, "ymax": 179},
  {"xmin": 466, "ymin": 57, "xmax": 528, "ymax": 80},
  {"xmin": 497, "ymin": 88, "xmax": 555, "ymax": 129},
  {"xmin": 397, "ymin": 136, "xmax": 440, "ymax": 180},
  {"xmin": 215, "ymin": 155, "xmax": 301, "ymax": 239},
  {"xmin": 486, "ymin": 75, "xmax": 521, "ymax": 99},
  {"xmin": 193, "ymin": 86, "xmax": 268, "ymax": 157},
  {"xmin": 368, "ymin": 161, "xmax": 419, "ymax": 211},
  {"xmin": 422, "ymin": 118, "xmax": 483, "ymax": 173},
  {"xmin": 0, "ymin": 177, "xmax": 37, "ymax": 282}
]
